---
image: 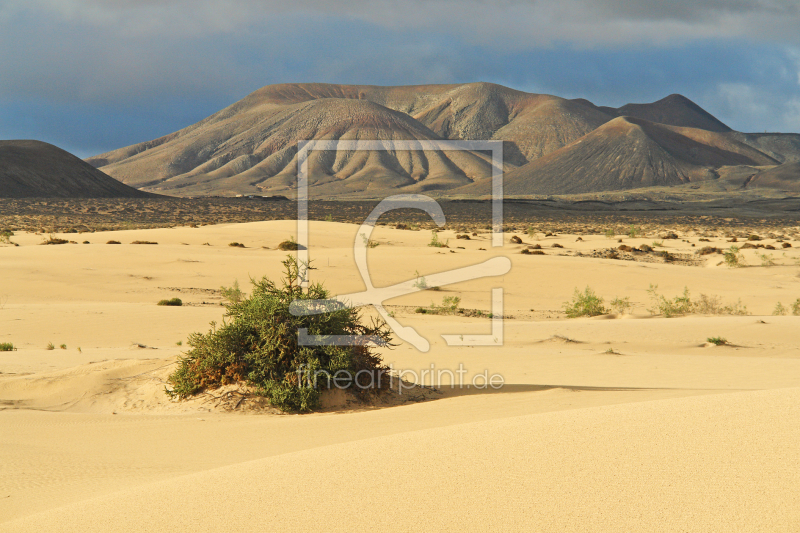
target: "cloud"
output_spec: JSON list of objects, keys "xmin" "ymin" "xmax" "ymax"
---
[{"xmin": 1, "ymin": 0, "xmax": 799, "ymax": 155}]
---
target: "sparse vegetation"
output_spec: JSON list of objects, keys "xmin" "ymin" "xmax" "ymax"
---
[
  {"xmin": 412, "ymin": 270, "xmax": 429, "ymax": 290},
  {"xmin": 724, "ymin": 245, "xmax": 745, "ymax": 267},
  {"xmin": 760, "ymin": 253, "xmax": 776, "ymax": 267},
  {"xmin": 609, "ymin": 296, "xmax": 632, "ymax": 315},
  {"xmin": 0, "ymin": 342, "xmax": 15, "ymax": 351},
  {"xmin": 652, "ymin": 240, "xmax": 663, "ymax": 248},
  {"xmin": 106, "ymin": 240, "xmax": 121, "ymax": 245},
  {"xmin": 221, "ymin": 279, "xmax": 244, "ymax": 305},
  {"xmin": 0, "ymin": 230, "xmax": 15, "ymax": 245},
  {"xmin": 360, "ymin": 234, "xmax": 379, "ymax": 248},
  {"xmin": 647, "ymin": 284, "xmax": 693, "ymax": 317},
  {"xmin": 773, "ymin": 302, "xmax": 788, "ymax": 316},
  {"xmin": 131, "ymin": 240, "xmax": 158, "ymax": 245},
  {"xmin": 792, "ymin": 299, "xmax": 800, "ymax": 316},
  {"xmin": 166, "ymin": 256, "xmax": 392, "ymax": 412},
  {"xmin": 564, "ymin": 287, "xmax": 608, "ymax": 318},
  {"xmin": 604, "ymin": 228, "xmax": 615, "ymax": 239},
  {"xmin": 46, "ymin": 342, "xmax": 54, "ymax": 350},
  {"xmin": 41, "ymin": 234, "xmax": 68, "ymax": 245},
  {"xmin": 59, "ymin": 344, "xmax": 67, "ymax": 350},
  {"xmin": 627, "ymin": 225, "xmax": 641, "ymax": 238},
  {"xmin": 428, "ymin": 231, "xmax": 448, "ymax": 248},
  {"xmin": 157, "ymin": 298, "xmax": 183, "ymax": 306},
  {"xmin": 228, "ymin": 242, "xmax": 246, "ymax": 248},
  {"xmin": 693, "ymin": 294, "xmax": 748, "ymax": 315},
  {"xmin": 707, "ymin": 337, "xmax": 729, "ymax": 346},
  {"xmin": 277, "ymin": 237, "xmax": 300, "ymax": 251}
]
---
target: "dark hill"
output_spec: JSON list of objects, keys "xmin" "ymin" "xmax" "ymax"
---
[{"xmin": 1, "ymin": 140, "xmax": 152, "ymax": 198}]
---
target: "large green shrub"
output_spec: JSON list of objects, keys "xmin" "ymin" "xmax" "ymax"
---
[{"xmin": 166, "ymin": 257, "xmax": 392, "ymax": 412}]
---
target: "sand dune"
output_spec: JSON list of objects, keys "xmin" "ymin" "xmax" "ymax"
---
[{"xmin": 2, "ymin": 221, "xmax": 800, "ymax": 530}]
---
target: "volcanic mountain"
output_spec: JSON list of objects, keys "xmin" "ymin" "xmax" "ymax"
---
[
  {"xmin": 479, "ymin": 117, "xmax": 779, "ymax": 195},
  {"xmin": 87, "ymin": 82, "xmax": 800, "ymax": 197},
  {"xmin": 1, "ymin": 140, "xmax": 152, "ymax": 198}
]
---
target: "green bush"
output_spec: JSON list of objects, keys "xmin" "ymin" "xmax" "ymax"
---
[
  {"xmin": 158, "ymin": 298, "xmax": 183, "ymax": 306},
  {"xmin": 564, "ymin": 287, "xmax": 608, "ymax": 318},
  {"xmin": 773, "ymin": 302, "xmax": 788, "ymax": 316},
  {"xmin": 0, "ymin": 342, "xmax": 15, "ymax": 351},
  {"xmin": 792, "ymin": 299, "xmax": 800, "ymax": 316},
  {"xmin": 609, "ymin": 296, "xmax": 631, "ymax": 315},
  {"xmin": 724, "ymin": 245, "xmax": 745, "ymax": 267},
  {"xmin": 428, "ymin": 231, "xmax": 448, "ymax": 248},
  {"xmin": 221, "ymin": 280, "xmax": 244, "ymax": 305},
  {"xmin": 166, "ymin": 257, "xmax": 392, "ymax": 412},
  {"xmin": 707, "ymin": 337, "xmax": 728, "ymax": 346},
  {"xmin": 647, "ymin": 284, "xmax": 693, "ymax": 317}
]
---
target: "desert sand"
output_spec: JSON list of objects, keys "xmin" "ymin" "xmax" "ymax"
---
[{"xmin": 1, "ymin": 220, "xmax": 799, "ymax": 531}]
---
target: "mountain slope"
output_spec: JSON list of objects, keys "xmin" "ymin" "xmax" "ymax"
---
[
  {"xmin": 0, "ymin": 140, "xmax": 151, "ymax": 198},
  {"xmin": 746, "ymin": 161, "xmax": 800, "ymax": 192},
  {"xmin": 88, "ymin": 83, "xmax": 613, "ymax": 196},
  {"xmin": 93, "ymin": 97, "xmax": 495, "ymax": 197},
  {"xmin": 477, "ymin": 116, "xmax": 776, "ymax": 196},
  {"xmin": 86, "ymin": 83, "xmax": 795, "ymax": 198},
  {"xmin": 615, "ymin": 94, "xmax": 732, "ymax": 133}
]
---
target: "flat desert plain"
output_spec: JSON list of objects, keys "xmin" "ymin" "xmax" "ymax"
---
[{"xmin": 1, "ymin": 220, "xmax": 799, "ymax": 531}]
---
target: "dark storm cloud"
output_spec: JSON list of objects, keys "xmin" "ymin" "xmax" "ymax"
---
[{"xmin": 0, "ymin": 0, "xmax": 798, "ymax": 155}]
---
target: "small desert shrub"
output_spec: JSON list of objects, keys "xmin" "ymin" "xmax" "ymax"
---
[
  {"xmin": 627, "ymin": 225, "xmax": 641, "ymax": 238},
  {"xmin": 647, "ymin": 284, "xmax": 693, "ymax": 317},
  {"xmin": 564, "ymin": 287, "xmax": 608, "ymax": 318},
  {"xmin": 46, "ymin": 342, "xmax": 54, "ymax": 350},
  {"xmin": 773, "ymin": 302, "xmax": 788, "ymax": 316},
  {"xmin": 707, "ymin": 337, "xmax": 729, "ymax": 346},
  {"xmin": 428, "ymin": 231, "xmax": 448, "ymax": 248},
  {"xmin": 324, "ymin": 214, "xmax": 334, "ymax": 222},
  {"xmin": 604, "ymin": 229, "xmax": 615, "ymax": 239},
  {"xmin": 157, "ymin": 298, "xmax": 183, "ymax": 306},
  {"xmin": 0, "ymin": 230, "xmax": 13, "ymax": 244},
  {"xmin": 760, "ymin": 253, "xmax": 776, "ymax": 267},
  {"xmin": 438, "ymin": 296, "xmax": 461, "ymax": 314},
  {"xmin": 176, "ymin": 341, "xmax": 182, "ymax": 346},
  {"xmin": 527, "ymin": 227, "xmax": 537, "ymax": 239},
  {"xmin": 131, "ymin": 240, "xmax": 158, "ymax": 245},
  {"xmin": 59, "ymin": 344, "xmax": 67, "ymax": 350},
  {"xmin": 412, "ymin": 271, "xmax": 428, "ymax": 290},
  {"xmin": 221, "ymin": 279, "xmax": 244, "ymax": 305},
  {"xmin": 639, "ymin": 243, "xmax": 653, "ymax": 253},
  {"xmin": 106, "ymin": 240, "xmax": 121, "ymax": 245},
  {"xmin": 694, "ymin": 294, "xmax": 748, "ymax": 316},
  {"xmin": 792, "ymin": 298, "xmax": 800, "ymax": 316},
  {"xmin": 0, "ymin": 342, "xmax": 14, "ymax": 351},
  {"xmin": 724, "ymin": 245, "xmax": 745, "ymax": 268},
  {"xmin": 652, "ymin": 240, "xmax": 664, "ymax": 248},
  {"xmin": 277, "ymin": 237, "xmax": 302, "ymax": 251},
  {"xmin": 229, "ymin": 242, "xmax": 246, "ymax": 248},
  {"xmin": 360, "ymin": 234, "xmax": 379, "ymax": 248},
  {"xmin": 166, "ymin": 257, "xmax": 392, "ymax": 412},
  {"xmin": 609, "ymin": 296, "xmax": 631, "ymax": 315},
  {"xmin": 41, "ymin": 234, "xmax": 68, "ymax": 245}
]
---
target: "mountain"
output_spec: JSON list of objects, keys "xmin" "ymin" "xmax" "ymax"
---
[
  {"xmin": 86, "ymin": 83, "xmax": 798, "ymax": 197},
  {"xmin": 467, "ymin": 117, "xmax": 777, "ymax": 196},
  {"xmin": 0, "ymin": 140, "xmax": 152, "ymax": 198},
  {"xmin": 745, "ymin": 161, "xmax": 800, "ymax": 192},
  {"xmin": 86, "ymin": 82, "xmax": 613, "ymax": 197}
]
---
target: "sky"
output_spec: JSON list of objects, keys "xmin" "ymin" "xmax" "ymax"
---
[{"xmin": 1, "ymin": 0, "xmax": 799, "ymax": 158}]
